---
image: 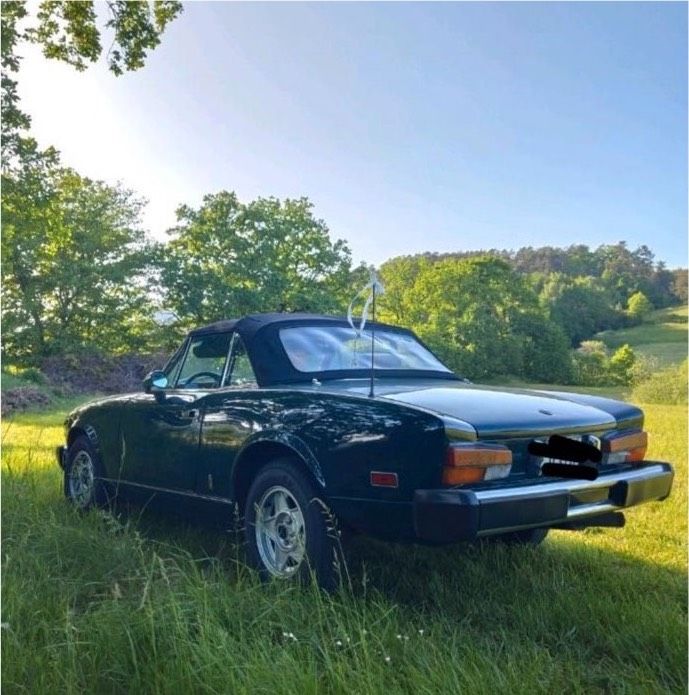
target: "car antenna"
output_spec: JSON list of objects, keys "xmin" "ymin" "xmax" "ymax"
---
[
  {"xmin": 369, "ymin": 281, "xmax": 377, "ymax": 397},
  {"xmin": 347, "ymin": 270, "xmax": 385, "ymax": 398}
]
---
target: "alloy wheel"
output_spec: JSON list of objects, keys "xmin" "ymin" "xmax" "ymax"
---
[
  {"xmin": 68, "ymin": 450, "xmax": 95, "ymax": 508},
  {"xmin": 254, "ymin": 485, "xmax": 306, "ymax": 577}
]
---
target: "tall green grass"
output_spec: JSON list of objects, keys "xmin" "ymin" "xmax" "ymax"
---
[
  {"xmin": 2, "ymin": 401, "xmax": 687, "ymax": 693},
  {"xmin": 633, "ymin": 360, "xmax": 688, "ymax": 405}
]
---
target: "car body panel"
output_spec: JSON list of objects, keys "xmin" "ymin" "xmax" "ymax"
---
[
  {"xmin": 199, "ymin": 388, "xmax": 447, "ymax": 513},
  {"xmin": 121, "ymin": 392, "xmax": 204, "ymax": 491},
  {"xmin": 65, "ymin": 394, "xmax": 130, "ymax": 467}
]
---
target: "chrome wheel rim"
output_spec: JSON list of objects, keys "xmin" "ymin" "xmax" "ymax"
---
[
  {"xmin": 69, "ymin": 450, "xmax": 95, "ymax": 508},
  {"xmin": 254, "ymin": 485, "xmax": 306, "ymax": 577}
]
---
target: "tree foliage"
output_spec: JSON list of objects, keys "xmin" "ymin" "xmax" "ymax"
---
[
  {"xmin": 1, "ymin": 0, "xmax": 183, "ymax": 364},
  {"xmin": 379, "ymin": 256, "xmax": 572, "ymax": 382},
  {"xmin": 572, "ymin": 341, "xmax": 638, "ymax": 386},
  {"xmin": 626, "ymin": 291, "xmax": 653, "ymax": 322},
  {"xmin": 671, "ymin": 269, "xmax": 688, "ymax": 304},
  {"xmin": 1, "ymin": 159, "xmax": 157, "ymax": 364},
  {"xmin": 27, "ymin": 0, "xmax": 182, "ymax": 75},
  {"xmin": 1, "ymin": 1, "xmax": 32, "ymax": 161},
  {"xmin": 417, "ymin": 242, "xmax": 683, "ymax": 310},
  {"xmin": 160, "ymin": 192, "xmax": 368, "ymax": 325},
  {"xmin": 1, "ymin": 0, "xmax": 182, "ymax": 165},
  {"xmin": 1, "ymin": 2, "xmax": 682, "ymax": 390},
  {"xmin": 538, "ymin": 274, "xmax": 619, "ymax": 346}
]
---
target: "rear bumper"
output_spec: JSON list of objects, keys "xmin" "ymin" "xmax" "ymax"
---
[{"xmin": 413, "ymin": 462, "xmax": 674, "ymax": 543}]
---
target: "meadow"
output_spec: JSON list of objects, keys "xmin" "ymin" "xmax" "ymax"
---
[
  {"xmin": 597, "ymin": 305, "xmax": 688, "ymax": 367},
  {"xmin": 2, "ymin": 395, "xmax": 686, "ymax": 694}
]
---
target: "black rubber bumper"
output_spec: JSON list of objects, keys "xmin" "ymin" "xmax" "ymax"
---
[{"xmin": 413, "ymin": 461, "xmax": 674, "ymax": 543}]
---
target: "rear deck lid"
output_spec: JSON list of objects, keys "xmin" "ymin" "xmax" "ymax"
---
[{"xmin": 382, "ymin": 385, "xmax": 616, "ymax": 438}]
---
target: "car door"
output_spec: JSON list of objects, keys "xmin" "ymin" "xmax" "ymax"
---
[
  {"xmin": 197, "ymin": 333, "xmax": 261, "ymax": 499},
  {"xmin": 120, "ymin": 331, "xmax": 234, "ymax": 492}
]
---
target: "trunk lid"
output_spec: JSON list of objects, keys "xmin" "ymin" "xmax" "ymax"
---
[{"xmin": 379, "ymin": 383, "xmax": 616, "ymax": 438}]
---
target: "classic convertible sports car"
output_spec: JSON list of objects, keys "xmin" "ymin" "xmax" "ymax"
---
[{"xmin": 57, "ymin": 313, "xmax": 674, "ymax": 588}]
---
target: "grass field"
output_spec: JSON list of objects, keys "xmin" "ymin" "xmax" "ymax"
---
[
  {"xmin": 2, "ymin": 395, "xmax": 686, "ymax": 694},
  {"xmin": 596, "ymin": 305, "xmax": 688, "ymax": 367}
]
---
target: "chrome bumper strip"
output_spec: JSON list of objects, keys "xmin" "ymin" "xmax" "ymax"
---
[{"xmin": 474, "ymin": 464, "xmax": 669, "ymax": 503}]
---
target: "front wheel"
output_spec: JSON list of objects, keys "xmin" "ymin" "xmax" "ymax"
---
[
  {"xmin": 244, "ymin": 458, "xmax": 344, "ymax": 590},
  {"xmin": 64, "ymin": 435, "xmax": 108, "ymax": 510}
]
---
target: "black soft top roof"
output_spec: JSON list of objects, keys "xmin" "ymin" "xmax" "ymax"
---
[
  {"xmin": 187, "ymin": 312, "xmax": 457, "ymax": 386},
  {"xmin": 189, "ymin": 313, "xmax": 343, "ymax": 337}
]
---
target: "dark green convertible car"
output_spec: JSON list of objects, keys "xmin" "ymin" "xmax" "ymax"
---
[{"xmin": 57, "ymin": 313, "xmax": 674, "ymax": 588}]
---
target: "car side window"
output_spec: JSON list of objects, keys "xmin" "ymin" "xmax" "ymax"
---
[
  {"xmin": 175, "ymin": 332, "xmax": 233, "ymax": 389},
  {"xmin": 224, "ymin": 335, "xmax": 257, "ymax": 388}
]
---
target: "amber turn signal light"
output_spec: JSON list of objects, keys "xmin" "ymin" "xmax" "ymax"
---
[
  {"xmin": 602, "ymin": 430, "xmax": 648, "ymax": 463},
  {"xmin": 442, "ymin": 444, "xmax": 513, "ymax": 486}
]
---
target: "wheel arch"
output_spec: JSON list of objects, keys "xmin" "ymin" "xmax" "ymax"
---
[
  {"xmin": 67, "ymin": 424, "xmax": 97, "ymax": 449},
  {"xmin": 66, "ymin": 422, "xmax": 104, "ymax": 462},
  {"xmin": 232, "ymin": 434, "xmax": 324, "ymax": 511}
]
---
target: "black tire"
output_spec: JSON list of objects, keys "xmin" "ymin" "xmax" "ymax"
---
[
  {"xmin": 244, "ymin": 457, "xmax": 345, "ymax": 591},
  {"xmin": 64, "ymin": 435, "xmax": 109, "ymax": 510},
  {"xmin": 491, "ymin": 527, "xmax": 549, "ymax": 546}
]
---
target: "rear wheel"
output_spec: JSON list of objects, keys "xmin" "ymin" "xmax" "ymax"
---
[
  {"xmin": 64, "ymin": 435, "xmax": 108, "ymax": 510},
  {"xmin": 244, "ymin": 458, "xmax": 344, "ymax": 590}
]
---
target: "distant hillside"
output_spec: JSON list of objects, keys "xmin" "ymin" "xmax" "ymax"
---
[{"xmin": 596, "ymin": 305, "xmax": 688, "ymax": 367}]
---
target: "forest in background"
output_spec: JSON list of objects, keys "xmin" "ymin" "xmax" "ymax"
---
[
  {"xmin": 377, "ymin": 246, "xmax": 686, "ymax": 385},
  {"xmin": 2, "ymin": 1, "xmax": 687, "ymax": 396}
]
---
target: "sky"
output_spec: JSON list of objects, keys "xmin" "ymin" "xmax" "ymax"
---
[{"xmin": 17, "ymin": 1, "xmax": 688, "ymax": 268}]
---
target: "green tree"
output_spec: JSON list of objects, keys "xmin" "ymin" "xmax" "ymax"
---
[
  {"xmin": 382, "ymin": 256, "xmax": 571, "ymax": 381},
  {"xmin": 646, "ymin": 263, "xmax": 676, "ymax": 308},
  {"xmin": 671, "ymin": 269, "xmax": 688, "ymax": 303},
  {"xmin": 609, "ymin": 344, "xmax": 637, "ymax": 384},
  {"xmin": 510, "ymin": 312, "xmax": 573, "ymax": 383},
  {"xmin": 1, "ymin": 2, "xmax": 31, "ymax": 160},
  {"xmin": 2, "ymin": 161, "xmax": 157, "ymax": 363},
  {"xmin": 571, "ymin": 341, "xmax": 637, "ymax": 386},
  {"xmin": 1, "ymin": 0, "xmax": 183, "ymax": 164},
  {"xmin": 377, "ymin": 255, "xmax": 430, "ymax": 324},
  {"xmin": 626, "ymin": 291, "xmax": 653, "ymax": 322},
  {"xmin": 160, "ymin": 192, "xmax": 366, "ymax": 324},
  {"xmin": 539, "ymin": 274, "xmax": 618, "ymax": 346},
  {"xmin": 596, "ymin": 242, "xmax": 656, "ymax": 306},
  {"xmin": 1, "ymin": 0, "xmax": 183, "ymax": 363}
]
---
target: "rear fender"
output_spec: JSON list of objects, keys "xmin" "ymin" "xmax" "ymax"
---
[{"xmin": 234, "ymin": 430, "xmax": 325, "ymax": 488}]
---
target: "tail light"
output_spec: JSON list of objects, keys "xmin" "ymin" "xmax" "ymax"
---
[
  {"xmin": 443, "ymin": 443, "xmax": 513, "ymax": 485},
  {"xmin": 602, "ymin": 430, "xmax": 648, "ymax": 463}
]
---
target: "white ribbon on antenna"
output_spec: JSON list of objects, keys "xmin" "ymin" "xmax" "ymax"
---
[{"xmin": 347, "ymin": 270, "xmax": 385, "ymax": 335}]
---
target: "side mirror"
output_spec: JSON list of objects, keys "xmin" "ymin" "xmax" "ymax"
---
[{"xmin": 143, "ymin": 370, "xmax": 169, "ymax": 399}]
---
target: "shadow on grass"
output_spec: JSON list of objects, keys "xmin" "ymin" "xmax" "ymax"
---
[
  {"xmin": 5, "ymin": 465, "xmax": 686, "ymax": 607},
  {"xmin": 81, "ymin": 482, "xmax": 688, "ymax": 617},
  {"xmin": 3, "ymin": 464, "xmax": 685, "ymax": 625},
  {"xmin": 3, "ymin": 464, "xmax": 687, "ymax": 691},
  {"xmin": 121, "ymin": 495, "xmax": 688, "ymax": 689}
]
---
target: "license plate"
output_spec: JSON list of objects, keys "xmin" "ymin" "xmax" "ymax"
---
[{"xmin": 536, "ymin": 434, "xmax": 600, "ymax": 467}]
